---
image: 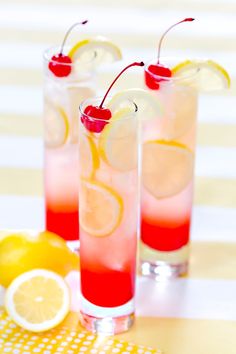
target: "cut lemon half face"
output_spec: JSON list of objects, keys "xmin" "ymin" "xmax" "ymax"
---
[
  {"xmin": 108, "ymin": 88, "xmax": 163, "ymax": 121},
  {"xmin": 5, "ymin": 269, "xmax": 70, "ymax": 332},
  {"xmin": 45, "ymin": 104, "xmax": 69, "ymax": 148},
  {"xmin": 68, "ymin": 36, "xmax": 122, "ymax": 67},
  {"xmin": 99, "ymin": 107, "xmax": 137, "ymax": 172},
  {"xmin": 79, "ymin": 134, "xmax": 100, "ymax": 178},
  {"xmin": 172, "ymin": 59, "xmax": 231, "ymax": 91},
  {"xmin": 79, "ymin": 179, "xmax": 123, "ymax": 237},
  {"xmin": 142, "ymin": 140, "xmax": 194, "ymax": 199}
]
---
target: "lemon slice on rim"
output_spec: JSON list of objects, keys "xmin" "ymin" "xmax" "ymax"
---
[
  {"xmin": 79, "ymin": 179, "xmax": 123, "ymax": 237},
  {"xmin": 172, "ymin": 59, "xmax": 231, "ymax": 91},
  {"xmin": 99, "ymin": 107, "xmax": 137, "ymax": 172},
  {"xmin": 5, "ymin": 269, "xmax": 70, "ymax": 332},
  {"xmin": 142, "ymin": 140, "xmax": 194, "ymax": 199},
  {"xmin": 79, "ymin": 134, "xmax": 100, "ymax": 178},
  {"xmin": 108, "ymin": 88, "xmax": 163, "ymax": 120},
  {"xmin": 68, "ymin": 36, "xmax": 122, "ymax": 66},
  {"xmin": 45, "ymin": 104, "xmax": 69, "ymax": 148}
]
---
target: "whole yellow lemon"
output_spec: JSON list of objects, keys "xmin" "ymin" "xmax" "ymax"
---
[{"xmin": 0, "ymin": 231, "xmax": 80, "ymax": 287}]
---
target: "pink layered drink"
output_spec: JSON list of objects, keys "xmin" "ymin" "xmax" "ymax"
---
[{"xmin": 78, "ymin": 62, "xmax": 144, "ymax": 334}]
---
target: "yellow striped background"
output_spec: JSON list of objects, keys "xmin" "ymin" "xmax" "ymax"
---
[{"xmin": 0, "ymin": 0, "xmax": 236, "ymax": 353}]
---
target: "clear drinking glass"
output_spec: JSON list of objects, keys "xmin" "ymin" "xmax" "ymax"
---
[
  {"xmin": 78, "ymin": 97, "xmax": 139, "ymax": 334},
  {"xmin": 140, "ymin": 58, "xmax": 198, "ymax": 279},
  {"xmin": 43, "ymin": 47, "xmax": 96, "ymax": 246}
]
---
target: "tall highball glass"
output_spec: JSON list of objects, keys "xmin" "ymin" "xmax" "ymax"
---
[
  {"xmin": 140, "ymin": 58, "xmax": 198, "ymax": 279},
  {"xmin": 78, "ymin": 97, "xmax": 139, "ymax": 334},
  {"xmin": 43, "ymin": 47, "xmax": 96, "ymax": 246}
]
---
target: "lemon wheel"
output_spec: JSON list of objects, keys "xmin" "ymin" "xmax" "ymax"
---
[
  {"xmin": 79, "ymin": 179, "xmax": 123, "ymax": 237},
  {"xmin": 68, "ymin": 36, "xmax": 122, "ymax": 67},
  {"xmin": 142, "ymin": 140, "xmax": 194, "ymax": 199},
  {"xmin": 98, "ymin": 107, "xmax": 138, "ymax": 172},
  {"xmin": 172, "ymin": 59, "xmax": 231, "ymax": 91},
  {"xmin": 45, "ymin": 104, "xmax": 69, "ymax": 148},
  {"xmin": 107, "ymin": 88, "xmax": 163, "ymax": 121}
]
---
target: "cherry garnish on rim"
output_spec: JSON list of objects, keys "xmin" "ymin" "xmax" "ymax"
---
[
  {"xmin": 49, "ymin": 20, "xmax": 88, "ymax": 78},
  {"xmin": 82, "ymin": 61, "xmax": 145, "ymax": 133},
  {"xmin": 81, "ymin": 105, "xmax": 112, "ymax": 133},
  {"xmin": 145, "ymin": 18, "xmax": 195, "ymax": 90}
]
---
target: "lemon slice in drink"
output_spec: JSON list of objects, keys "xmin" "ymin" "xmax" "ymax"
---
[
  {"xmin": 108, "ymin": 88, "xmax": 163, "ymax": 120},
  {"xmin": 99, "ymin": 107, "xmax": 137, "ymax": 172},
  {"xmin": 80, "ymin": 179, "xmax": 123, "ymax": 237},
  {"xmin": 45, "ymin": 104, "xmax": 69, "ymax": 148},
  {"xmin": 79, "ymin": 134, "xmax": 100, "ymax": 178},
  {"xmin": 142, "ymin": 140, "xmax": 194, "ymax": 199},
  {"xmin": 5, "ymin": 269, "xmax": 70, "ymax": 332},
  {"xmin": 172, "ymin": 59, "xmax": 231, "ymax": 91},
  {"xmin": 68, "ymin": 36, "xmax": 122, "ymax": 66}
]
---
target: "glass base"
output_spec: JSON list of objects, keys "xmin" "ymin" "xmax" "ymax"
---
[
  {"xmin": 141, "ymin": 260, "xmax": 188, "ymax": 280},
  {"xmin": 80, "ymin": 311, "xmax": 134, "ymax": 335},
  {"xmin": 140, "ymin": 241, "xmax": 189, "ymax": 280},
  {"xmin": 80, "ymin": 295, "xmax": 135, "ymax": 335}
]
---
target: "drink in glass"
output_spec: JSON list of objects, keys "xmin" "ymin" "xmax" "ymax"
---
[
  {"xmin": 141, "ymin": 58, "xmax": 198, "ymax": 278},
  {"xmin": 44, "ymin": 50, "xmax": 95, "ymax": 243},
  {"xmin": 43, "ymin": 22, "xmax": 122, "ymax": 244},
  {"xmin": 78, "ymin": 62, "xmax": 143, "ymax": 334},
  {"xmin": 140, "ymin": 18, "xmax": 230, "ymax": 278}
]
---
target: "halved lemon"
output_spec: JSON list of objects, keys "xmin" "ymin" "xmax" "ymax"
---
[
  {"xmin": 5, "ymin": 269, "xmax": 70, "ymax": 332},
  {"xmin": 68, "ymin": 36, "xmax": 122, "ymax": 67},
  {"xmin": 45, "ymin": 104, "xmax": 69, "ymax": 148},
  {"xmin": 142, "ymin": 140, "xmax": 194, "ymax": 199},
  {"xmin": 172, "ymin": 59, "xmax": 231, "ymax": 91},
  {"xmin": 107, "ymin": 88, "xmax": 163, "ymax": 121},
  {"xmin": 99, "ymin": 107, "xmax": 138, "ymax": 172},
  {"xmin": 79, "ymin": 134, "xmax": 100, "ymax": 178},
  {"xmin": 79, "ymin": 179, "xmax": 123, "ymax": 237}
]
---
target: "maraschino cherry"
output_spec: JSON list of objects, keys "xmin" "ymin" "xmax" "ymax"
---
[
  {"xmin": 145, "ymin": 18, "xmax": 195, "ymax": 90},
  {"xmin": 82, "ymin": 61, "xmax": 145, "ymax": 133},
  {"xmin": 49, "ymin": 20, "xmax": 88, "ymax": 78}
]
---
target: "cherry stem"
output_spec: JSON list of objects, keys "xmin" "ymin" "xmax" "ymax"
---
[
  {"xmin": 59, "ymin": 20, "xmax": 88, "ymax": 55},
  {"xmin": 99, "ymin": 62, "xmax": 145, "ymax": 108},
  {"xmin": 157, "ymin": 17, "xmax": 195, "ymax": 64}
]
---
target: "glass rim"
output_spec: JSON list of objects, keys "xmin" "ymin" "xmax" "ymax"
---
[
  {"xmin": 79, "ymin": 96, "xmax": 138, "ymax": 124},
  {"xmin": 43, "ymin": 45, "xmax": 96, "ymax": 67},
  {"xmin": 145, "ymin": 57, "xmax": 200, "ymax": 82}
]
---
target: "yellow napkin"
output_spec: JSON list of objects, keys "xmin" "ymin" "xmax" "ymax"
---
[{"xmin": 0, "ymin": 308, "xmax": 161, "ymax": 353}]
